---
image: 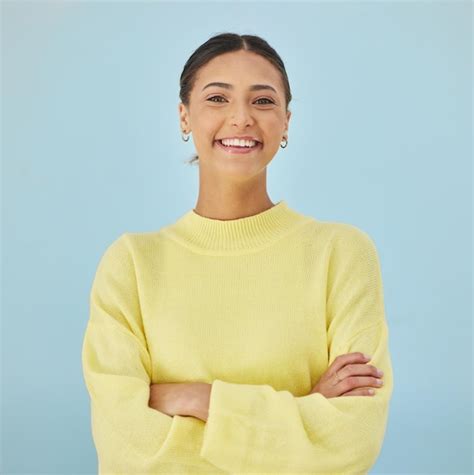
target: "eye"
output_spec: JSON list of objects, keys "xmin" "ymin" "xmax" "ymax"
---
[
  {"xmin": 255, "ymin": 98, "xmax": 275, "ymax": 105},
  {"xmin": 207, "ymin": 95, "xmax": 226, "ymax": 103},
  {"xmin": 206, "ymin": 95, "xmax": 275, "ymax": 105}
]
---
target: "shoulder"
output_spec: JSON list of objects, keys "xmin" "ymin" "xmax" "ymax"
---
[
  {"xmin": 102, "ymin": 230, "xmax": 167, "ymax": 257},
  {"xmin": 94, "ymin": 231, "xmax": 152, "ymax": 271},
  {"xmin": 327, "ymin": 222, "xmax": 378, "ymax": 253},
  {"xmin": 91, "ymin": 234, "xmax": 134, "ymax": 285},
  {"xmin": 320, "ymin": 221, "xmax": 382, "ymax": 276},
  {"xmin": 299, "ymin": 216, "xmax": 379, "ymax": 256}
]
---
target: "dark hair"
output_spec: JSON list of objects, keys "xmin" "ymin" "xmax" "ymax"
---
[{"xmin": 179, "ymin": 32, "xmax": 293, "ymax": 165}]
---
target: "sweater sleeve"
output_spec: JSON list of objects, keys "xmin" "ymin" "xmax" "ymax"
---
[
  {"xmin": 199, "ymin": 225, "xmax": 394, "ymax": 474},
  {"xmin": 81, "ymin": 234, "xmax": 174, "ymax": 471}
]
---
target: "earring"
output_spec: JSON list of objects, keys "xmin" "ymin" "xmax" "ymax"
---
[
  {"xmin": 181, "ymin": 130, "xmax": 190, "ymax": 142},
  {"xmin": 280, "ymin": 137, "xmax": 288, "ymax": 148}
]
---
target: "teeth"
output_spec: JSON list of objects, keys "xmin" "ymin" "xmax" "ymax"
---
[{"xmin": 220, "ymin": 138, "xmax": 258, "ymax": 147}]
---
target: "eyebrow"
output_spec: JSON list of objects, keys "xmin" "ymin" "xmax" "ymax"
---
[{"xmin": 201, "ymin": 82, "xmax": 277, "ymax": 94}]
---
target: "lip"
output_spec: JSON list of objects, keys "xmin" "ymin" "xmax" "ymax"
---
[
  {"xmin": 217, "ymin": 136, "xmax": 262, "ymax": 142},
  {"xmin": 214, "ymin": 139, "xmax": 263, "ymax": 154}
]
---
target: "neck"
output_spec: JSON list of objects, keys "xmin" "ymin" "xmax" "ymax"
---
[
  {"xmin": 193, "ymin": 197, "xmax": 276, "ymax": 221},
  {"xmin": 194, "ymin": 166, "xmax": 273, "ymax": 221}
]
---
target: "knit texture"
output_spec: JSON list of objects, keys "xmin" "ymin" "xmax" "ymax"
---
[{"xmin": 82, "ymin": 200, "xmax": 393, "ymax": 474}]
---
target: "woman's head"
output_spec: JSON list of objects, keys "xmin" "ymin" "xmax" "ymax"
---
[{"xmin": 178, "ymin": 32, "xmax": 292, "ymax": 177}]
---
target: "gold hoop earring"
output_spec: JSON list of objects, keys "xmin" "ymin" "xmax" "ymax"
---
[
  {"xmin": 280, "ymin": 137, "xmax": 288, "ymax": 148},
  {"xmin": 181, "ymin": 130, "xmax": 190, "ymax": 142}
]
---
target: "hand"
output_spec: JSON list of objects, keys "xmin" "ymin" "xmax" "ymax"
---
[
  {"xmin": 148, "ymin": 382, "xmax": 189, "ymax": 418},
  {"xmin": 309, "ymin": 352, "xmax": 384, "ymax": 398},
  {"xmin": 181, "ymin": 382, "xmax": 212, "ymax": 422},
  {"xmin": 148, "ymin": 382, "xmax": 211, "ymax": 422}
]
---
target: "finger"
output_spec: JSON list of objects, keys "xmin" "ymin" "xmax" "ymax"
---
[
  {"xmin": 341, "ymin": 388, "xmax": 375, "ymax": 397},
  {"xmin": 337, "ymin": 376, "xmax": 383, "ymax": 393},
  {"xmin": 339, "ymin": 363, "xmax": 383, "ymax": 380},
  {"xmin": 329, "ymin": 352, "xmax": 370, "ymax": 377}
]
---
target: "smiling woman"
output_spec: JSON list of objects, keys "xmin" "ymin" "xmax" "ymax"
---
[
  {"xmin": 82, "ymin": 31, "xmax": 393, "ymax": 475},
  {"xmin": 178, "ymin": 33, "xmax": 292, "ymax": 170}
]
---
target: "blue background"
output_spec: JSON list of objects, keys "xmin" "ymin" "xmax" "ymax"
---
[{"xmin": 2, "ymin": 1, "xmax": 471, "ymax": 473}]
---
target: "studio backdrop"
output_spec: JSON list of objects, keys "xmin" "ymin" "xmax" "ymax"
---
[{"xmin": 2, "ymin": 1, "xmax": 471, "ymax": 474}]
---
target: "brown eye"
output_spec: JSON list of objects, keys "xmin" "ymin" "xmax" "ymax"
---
[
  {"xmin": 207, "ymin": 96, "xmax": 275, "ymax": 105},
  {"xmin": 207, "ymin": 96, "xmax": 226, "ymax": 103},
  {"xmin": 255, "ymin": 98, "xmax": 275, "ymax": 105}
]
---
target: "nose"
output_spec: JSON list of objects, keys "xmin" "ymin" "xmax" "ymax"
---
[{"xmin": 228, "ymin": 101, "xmax": 255, "ymax": 128}]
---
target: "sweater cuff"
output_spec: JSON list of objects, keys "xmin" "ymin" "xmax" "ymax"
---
[{"xmin": 199, "ymin": 379, "xmax": 266, "ymax": 470}]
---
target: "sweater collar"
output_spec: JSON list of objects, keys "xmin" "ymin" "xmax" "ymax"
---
[{"xmin": 162, "ymin": 200, "xmax": 311, "ymax": 254}]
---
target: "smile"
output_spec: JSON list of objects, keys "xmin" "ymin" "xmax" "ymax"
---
[{"xmin": 214, "ymin": 140, "xmax": 263, "ymax": 154}]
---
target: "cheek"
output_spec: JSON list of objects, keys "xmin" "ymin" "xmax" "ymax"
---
[
  {"xmin": 262, "ymin": 116, "xmax": 285, "ymax": 134},
  {"xmin": 197, "ymin": 114, "xmax": 222, "ymax": 139},
  {"xmin": 267, "ymin": 114, "xmax": 285, "ymax": 128}
]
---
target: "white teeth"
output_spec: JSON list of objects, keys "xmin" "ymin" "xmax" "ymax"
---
[{"xmin": 220, "ymin": 138, "xmax": 258, "ymax": 147}]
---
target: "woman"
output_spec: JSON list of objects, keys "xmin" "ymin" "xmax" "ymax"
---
[{"xmin": 82, "ymin": 32, "xmax": 393, "ymax": 474}]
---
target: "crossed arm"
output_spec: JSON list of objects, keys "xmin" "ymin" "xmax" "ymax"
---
[
  {"xmin": 148, "ymin": 382, "xmax": 212, "ymax": 422},
  {"xmin": 148, "ymin": 348, "xmax": 385, "ymax": 423}
]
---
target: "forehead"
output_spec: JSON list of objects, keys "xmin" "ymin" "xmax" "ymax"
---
[{"xmin": 194, "ymin": 50, "xmax": 283, "ymax": 92}]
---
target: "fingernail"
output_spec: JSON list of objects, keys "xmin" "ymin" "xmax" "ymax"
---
[{"xmin": 364, "ymin": 354, "xmax": 371, "ymax": 360}]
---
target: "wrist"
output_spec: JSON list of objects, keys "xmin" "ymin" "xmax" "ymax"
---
[
  {"xmin": 176, "ymin": 383, "xmax": 196, "ymax": 417},
  {"xmin": 189, "ymin": 382, "xmax": 211, "ymax": 421}
]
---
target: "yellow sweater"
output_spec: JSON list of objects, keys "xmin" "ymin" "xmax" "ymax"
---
[{"xmin": 82, "ymin": 200, "xmax": 394, "ymax": 474}]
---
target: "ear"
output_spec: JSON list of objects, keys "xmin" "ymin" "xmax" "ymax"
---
[
  {"xmin": 285, "ymin": 109, "xmax": 292, "ymax": 135},
  {"xmin": 178, "ymin": 102, "xmax": 190, "ymax": 132}
]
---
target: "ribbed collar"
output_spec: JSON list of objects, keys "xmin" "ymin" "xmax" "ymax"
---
[{"xmin": 161, "ymin": 200, "xmax": 312, "ymax": 255}]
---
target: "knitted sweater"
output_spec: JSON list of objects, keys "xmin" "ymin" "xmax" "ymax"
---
[{"xmin": 81, "ymin": 200, "xmax": 393, "ymax": 474}]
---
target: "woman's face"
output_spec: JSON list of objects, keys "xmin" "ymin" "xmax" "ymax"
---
[{"xmin": 179, "ymin": 50, "xmax": 291, "ymax": 177}]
